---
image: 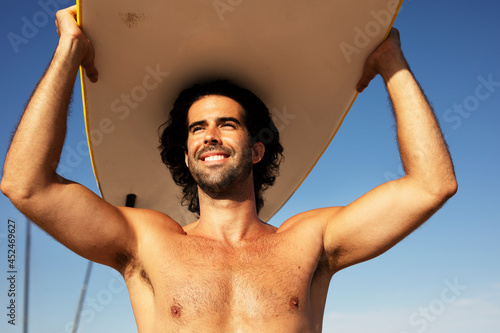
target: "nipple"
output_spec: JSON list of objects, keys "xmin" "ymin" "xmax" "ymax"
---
[
  {"xmin": 171, "ymin": 305, "xmax": 182, "ymax": 318},
  {"xmin": 289, "ymin": 296, "xmax": 300, "ymax": 311}
]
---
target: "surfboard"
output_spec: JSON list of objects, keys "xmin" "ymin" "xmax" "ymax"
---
[{"xmin": 78, "ymin": 0, "xmax": 402, "ymax": 225}]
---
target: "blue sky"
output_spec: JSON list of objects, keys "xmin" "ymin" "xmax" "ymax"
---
[{"xmin": 1, "ymin": 0, "xmax": 499, "ymax": 332}]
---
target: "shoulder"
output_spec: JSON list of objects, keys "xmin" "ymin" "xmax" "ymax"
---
[
  {"xmin": 277, "ymin": 206, "xmax": 344, "ymax": 234},
  {"xmin": 275, "ymin": 207, "xmax": 345, "ymax": 276},
  {"xmin": 116, "ymin": 206, "xmax": 186, "ymax": 239},
  {"xmin": 115, "ymin": 207, "xmax": 186, "ymax": 273}
]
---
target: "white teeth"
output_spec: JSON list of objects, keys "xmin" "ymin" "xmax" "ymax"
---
[{"xmin": 205, "ymin": 155, "xmax": 225, "ymax": 161}]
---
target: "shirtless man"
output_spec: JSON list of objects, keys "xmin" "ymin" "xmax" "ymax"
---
[{"xmin": 1, "ymin": 6, "xmax": 457, "ymax": 333}]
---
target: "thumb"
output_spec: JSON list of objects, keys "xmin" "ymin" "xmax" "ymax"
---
[
  {"xmin": 81, "ymin": 39, "xmax": 98, "ymax": 83},
  {"xmin": 356, "ymin": 60, "xmax": 378, "ymax": 93}
]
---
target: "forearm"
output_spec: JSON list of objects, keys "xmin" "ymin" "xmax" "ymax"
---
[
  {"xmin": 2, "ymin": 37, "xmax": 83, "ymax": 198},
  {"xmin": 326, "ymin": 30, "xmax": 459, "ymax": 271},
  {"xmin": 381, "ymin": 54, "xmax": 457, "ymax": 197}
]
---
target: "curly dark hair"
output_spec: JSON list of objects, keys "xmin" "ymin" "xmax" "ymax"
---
[{"xmin": 158, "ymin": 79, "xmax": 283, "ymax": 216}]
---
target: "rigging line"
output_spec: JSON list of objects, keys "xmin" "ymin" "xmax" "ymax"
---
[
  {"xmin": 23, "ymin": 218, "xmax": 31, "ymax": 333},
  {"xmin": 72, "ymin": 261, "xmax": 93, "ymax": 333}
]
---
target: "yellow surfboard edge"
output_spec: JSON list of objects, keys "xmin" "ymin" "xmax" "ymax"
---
[{"xmin": 77, "ymin": 0, "xmax": 102, "ymax": 195}]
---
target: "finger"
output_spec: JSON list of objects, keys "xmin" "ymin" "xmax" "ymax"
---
[
  {"xmin": 82, "ymin": 40, "xmax": 98, "ymax": 83},
  {"xmin": 55, "ymin": 6, "xmax": 78, "ymax": 33},
  {"xmin": 386, "ymin": 27, "xmax": 401, "ymax": 47},
  {"xmin": 66, "ymin": 5, "xmax": 78, "ymax": 19},
  {"xmin": 390, "ymin": 27, "xmax": 400, "ymax": 39},
  {"xmin": 356, "ymin": 77, "xmax": 370, "ymax": 93},
  {"xmin": 83, "ymin": 64, "xmax": 99, "ymax": 83},
  {"xmin": 82, "ymin": 62, "xmax": 98, "ymax": 83},
  {"xmin": 356, "ymin": 63, "xmax": 377, "ymax": 93}
]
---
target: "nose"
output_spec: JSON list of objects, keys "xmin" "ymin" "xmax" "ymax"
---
[{"xmin": 204, "ymin": 126, "xmax": 221, "ymax": 145}]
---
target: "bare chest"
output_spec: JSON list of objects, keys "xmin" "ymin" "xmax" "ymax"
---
[{"xmin": 142, "ymin": 235, "xmax": 319, "ymax": 326}]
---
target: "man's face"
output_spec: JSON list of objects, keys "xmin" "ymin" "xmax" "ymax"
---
[{"xmin": 184, "ymin": 95, "xmax": 263, "ymax": 193}]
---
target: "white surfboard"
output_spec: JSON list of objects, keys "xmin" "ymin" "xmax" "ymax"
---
[{"xmin": 78, "ymin": 0, "xmax": 402, "ymax": 225}]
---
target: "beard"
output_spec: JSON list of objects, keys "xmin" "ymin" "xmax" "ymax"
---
[{"xmin": 188, "ymin": 144, "xmax": 254, "ymax": 194}]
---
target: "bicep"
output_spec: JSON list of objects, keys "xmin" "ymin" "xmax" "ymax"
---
[
  {"xmin": 324, "ymin": 177, "xmax": 444, "ymax": 271},
  {"xmin": 22, "ymin": 178, "xmax": 137, "ymax": 270}
]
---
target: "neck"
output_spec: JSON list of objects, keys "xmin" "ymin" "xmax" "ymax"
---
[{"xmin": 194, "ymin": 175, "xmax": 266, "ymax": 244}]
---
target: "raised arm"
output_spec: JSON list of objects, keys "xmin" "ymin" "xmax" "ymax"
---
[
  {"xmin": 1, "ymin": 6, "xmax": 147, "ymax": 271},
  {"xmin": 319, "ymin": 29, "xmax": 457, "ymax": 272}
]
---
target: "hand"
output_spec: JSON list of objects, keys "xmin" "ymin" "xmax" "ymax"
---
[
  {"xmin": 356, "ymin": 28, "xmax": 406, "ymax": 93},
  {"xmin": 55, "ymin": 5, "xmax": 98, "ymax": 82}
]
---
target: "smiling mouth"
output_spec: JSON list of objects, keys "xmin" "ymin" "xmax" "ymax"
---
[
  {"xmin": 198, "ymin": 146, "xmax": 232, "ymax": 162},
  {"xmin": 203, "ymin": 154, "xmax": 227, "ymax": 162}
]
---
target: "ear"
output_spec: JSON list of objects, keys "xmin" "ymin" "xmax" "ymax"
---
[
  {"xmin": 184, "ymin": 151, "xmax": 189, "ymax": 167},
  {"xmin": 252, "ymin": 142, "xmax": 265, "ymax": 164}
]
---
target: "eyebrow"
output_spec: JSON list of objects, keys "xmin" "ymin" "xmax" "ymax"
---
[{"xmin": 188, "ymin": 117, "xmax": 241, "ymax": 131}]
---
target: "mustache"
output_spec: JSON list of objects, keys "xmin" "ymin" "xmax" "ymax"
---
[{"xmin": 195, "ymin": 145, "xmax": 234, "ymax": 159}]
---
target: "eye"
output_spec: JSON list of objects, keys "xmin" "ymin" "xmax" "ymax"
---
[
  {"xmin": 221, "ymin": 122, "xmax": 236, "ymax": 129},
  {"xmin": 190, "ymin": 126, "xmax": 203, "ymax": 134}
]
